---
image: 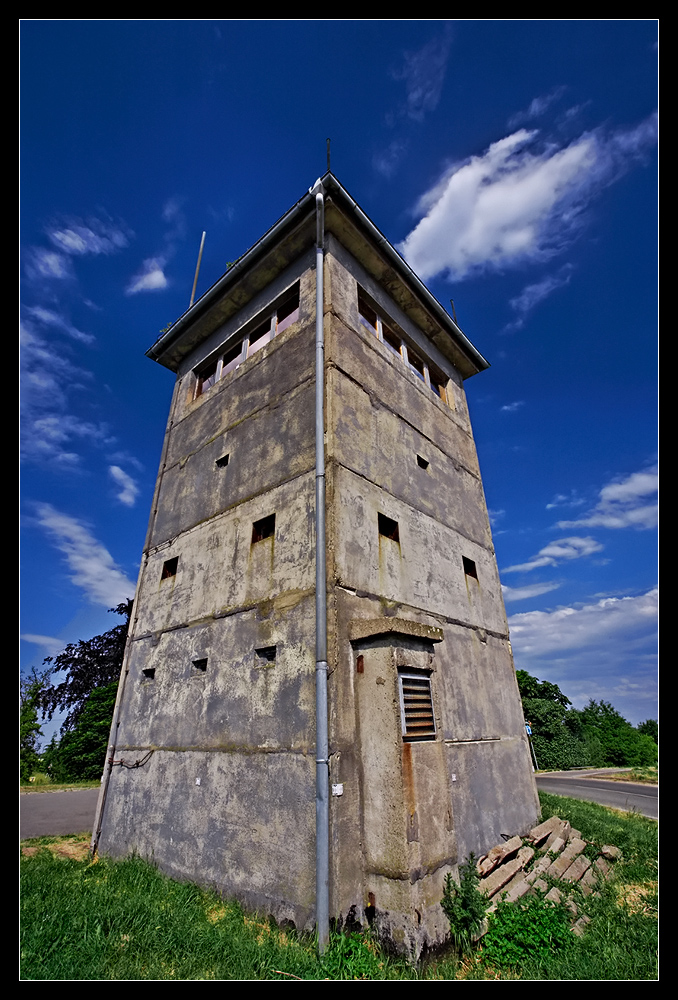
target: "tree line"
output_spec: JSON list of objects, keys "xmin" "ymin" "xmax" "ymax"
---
[{"xmin": 517, "ymin": 669, "xmax": 657, "ymax": 771}]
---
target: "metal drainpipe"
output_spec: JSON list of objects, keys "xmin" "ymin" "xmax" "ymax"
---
[{"xmin": 312, "ymin": 180, "xmax": 329, "ymax": 953}]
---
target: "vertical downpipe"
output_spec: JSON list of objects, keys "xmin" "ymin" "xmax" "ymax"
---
[{"xmin": 313, "ymin": 183, "xmax": 329, "ymax": 953}]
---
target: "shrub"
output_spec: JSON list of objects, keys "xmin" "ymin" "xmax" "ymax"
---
[{"xmin": 441, "ymin": 855, "xmax": 488, "ymax": 954}]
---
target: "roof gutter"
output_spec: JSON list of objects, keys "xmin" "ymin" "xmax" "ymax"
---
[{"xmin": 146, "ymin": 173, "xmax": 489, "ymax": 375}]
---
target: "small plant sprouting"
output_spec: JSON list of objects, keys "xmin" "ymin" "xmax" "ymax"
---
[{"xmin": 441, "ymin": 854, "xmax": 489, "ymax": 955}]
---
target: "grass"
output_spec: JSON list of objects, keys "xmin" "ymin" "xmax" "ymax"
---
[
  {"xmin": 21, "ymin": 775, "xmax": 101, "ymax": 793},
  {"xmin": 20, "ymin": 793, "xmax": 657, "ymax": 980}
]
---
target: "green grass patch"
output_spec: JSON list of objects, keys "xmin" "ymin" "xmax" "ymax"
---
[
  {"xmin": 20, "ymin": 777, "xmax": 101, "ymax": 793},
  {"xmin": 20, "ymin": 839, "xmax": 418, "ymax": 981},
  {"xmin": 20, "ymin": 793, "xmax": 658, "ymax": 980}
]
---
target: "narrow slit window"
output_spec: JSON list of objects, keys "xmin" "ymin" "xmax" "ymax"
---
[
  {"xmin": 463, "ymin": 557, "xmax": 478, "ymax": 580},
  {"xmin": 192, "ymin": 658, "xmax": 208, "ymax": 673},
  {"xmin": 142, "ymin": 667, "xmax": 156, "ymax": 680},
  {"xmin": 215, "ymin": 453, "xmax": 229, "ymax": 468},
  {"xmin": 378, "ymin": 513, "xmax": 400, "ymax": 542},
  {"xmin": 398, "ymin": 672, "xmax": 436, "ymax": 742},
  {"xmin": 276, "ymin": 286, "xmax": 300, "ymax": 335},
  {"xmin": 195, "ymin": 359, "xmax": 219, "ymax": 398},
  {"xmin": 358, "ymin": 291, "xmax": 378, "ymax": 332},
  {"xmin": 417, "ymin": 455, "xmax": 429, "ymax": 470},
  {"xmin": 221, "ymin": 339, "xmax": 244, "ymax": 376},
  {"xmin": 252, "ymin": 514, "xmax": 276, "ymax": 543},
  {"xmin": 255, "ymin": 645, "xmax": 277, "ymax": 663},
  {"xmin": 161, "ymin": 557, "xmax": 178, "ymax": 580},
  {"xmin": 408, "ymin": 349, "xmax": 426, "ymax": 382}
]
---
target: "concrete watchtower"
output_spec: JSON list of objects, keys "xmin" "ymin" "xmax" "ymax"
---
[{"xmin": 94, "ymin": 174, "xmax": 539, "ymax": 955}]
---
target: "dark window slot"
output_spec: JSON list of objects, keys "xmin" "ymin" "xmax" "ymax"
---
[
  {"xmin": 255, "ymin": 645, "xmax": 277, "ymax": 662},
  {"xmin": 142, "ymin": 667, "xmax": 155, "ymax": 680},
  {"xmin": 215, "ymin": 454, "xmax": 230, "ymax": 468},
  {"xmin": 417, "ymin": 455, "xmax": 429, "ymax": 470},
  {"xmin": 252, "ymin": 514, "xmax": 276, "ymax": 543},
  {"xmin": 378, "ymin": 513, "xmax": 400, "ymax": 542},
  {"xmin": 192, "ymin": 658, "xmax": 208, "ymax": 672},
  {"xmin": 463, "ymin": 556, "xmax": 478, "ymax": 580},
  {"xmin": 161, "ymin": 557, "xmax": 178, "ymax": 580}
]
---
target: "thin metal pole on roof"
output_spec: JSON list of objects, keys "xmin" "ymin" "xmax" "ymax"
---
[
  {"xmin": 189, "ymin": 231, "xmax": 206, "ymax": 308},
  {"xmin": 327, "ymin": 138, "xmax": 331, "ymax": 173}
]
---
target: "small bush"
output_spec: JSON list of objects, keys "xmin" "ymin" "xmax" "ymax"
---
[
  {"xmin": 441, "ymin": 854, "xmax": 488, "ymax": 954},
  {"xmin": 481, "ymin": 893, "xmax": 572, "ymax": 970}
]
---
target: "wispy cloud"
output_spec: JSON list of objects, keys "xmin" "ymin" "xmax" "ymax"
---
[
  {"xmin": 20, "ymin": 634, "xmax": 66, "ymax": 658},
  {"xmin": 109, "ymin": 465, "xmax": 139, "ymax": 507},
  {"xmin": 556, "ymin": 467, "xmax": 658, "ymax": 531},
  {"xmin": 507, "ymin": 588, "xmax": 658, "ymax": 722},
  {"xmin": 373, "ymin": 139, "xmax": 409, "ymax": 178},
  {"xmin": 392, "ymin": 28, "xmax": 452, "ymax": 122},
  {"xmin": 502, "ymin": 581, "xmax": 561, "ymax": 603},
  {"xmin": 399, "ymin": 114, "xmax": 657, "ymax": 281},
  {"xmin": 35, "ymin": 503, "xmax": 135, "ymax": 607},
  {"xmin": 507, "ymin": 87, "xmax": 566, "ymax": 128},
  {"xmin": 503, "ymin": 536, "xmax": 603, "ymax": 574},
  {"xmin": 20, "ymin": 323, "xmax": 110, "ymax": 465},
  {"xmin": 126, "ymin": 256, "xmax": 169, "ymax": 294},
  {"xmin": 546, "ymin": 490, "xmax": 587, "ymax": 510},
  {"xmin": 47, "ymin": 216, "xmax": 130, "ymax": 256},
  {"xmin": 500, "ymin": 400, "xmax": 525, "ymax": 413},
  {"xmin": 25, "ymin": 306, "xmax": 95, "ymax": 344},
  {"xmin": 504, "ymin": 265, "xmax": 573, "ymax": 331},
  {"xmin": 24, "ymin": 247, "xmax": 73, "ymax": 281}
]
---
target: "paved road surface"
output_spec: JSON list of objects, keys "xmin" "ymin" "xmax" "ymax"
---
[
  {"xmin": 536, "ymin": 770, "xmax": 657, "ymax": 819},
  {"xmin": 20, "ymin": 787, "xmax": 100, "ymax": 839}
]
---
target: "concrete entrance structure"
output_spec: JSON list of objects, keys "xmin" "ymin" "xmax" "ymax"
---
[{"xmin": 94, "ymin": 173, "xmax": 539, "ymax": 955}]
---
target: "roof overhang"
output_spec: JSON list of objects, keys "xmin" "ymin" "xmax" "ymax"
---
[{"xmin": 145, "ymin": 173, "xmax": 489, "ymax": 379}]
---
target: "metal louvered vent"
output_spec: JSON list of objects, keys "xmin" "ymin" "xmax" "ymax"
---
[{"xmin": 398, "ymin": 672, "xmax": 436, "ymax": 742}]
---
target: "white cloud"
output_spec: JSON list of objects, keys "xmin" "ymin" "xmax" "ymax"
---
[
  {"xmin": 24, "ymin": 248, "xmax": 72, "ymax": 281},
  {"xmin": 399, "ymin": 114, "xmax": 657, "ymax": 282},
  {"xmin": 393, "ymin": 28, "xmax": 452, "ymax": 122},
  {"xmin": 373, "ymin": 139, "xmax": 409, "ymax": 178},
  {"xmin": 500, "ymin": 400, "xmax": 525, "ymax": 413},
  {"xmin": 507, "ymin": 87, "xmax": 566, "ymax": 128},
  {"xmin": 507, "ymin": 589, "xmax": 658, "ymax": 723},
  {"xmin": 109, "ymin": 465, "xmax": 139, "ymax": 507},
  {"xmin": 557, "ymin": 467, "xmax": 658, "ymax": 531},
  {"xmin": 48, "ymin": 217, "xmax": 130, "ymax": 256},
  {"xmin": 21, "ymin": 634, "xmax": 66, "ymax": 658},
  {"xmin": 504, "ymin": 265, "xmax": 573, "ymax": 330},
  {"xmin": 503, "ymin": 536, "xmax": 603, "ymax": 574},
  {"xmin": 35, "ymin": 503, "xmax": 135, "ymax": 607},
  {"xmin": 126, "ymin": 257, "xmax": 169, "ymax": 294},
  {"xmin": 20, "ymin": 322, "xmax": 113, "ymax": 466},
  {"xmin": 25, "ymin": 306, "xmax": 95, "ymax": 344},
  {"xmin": 502, "ymin": 582, "xmax": 561, "ymax": 603}
]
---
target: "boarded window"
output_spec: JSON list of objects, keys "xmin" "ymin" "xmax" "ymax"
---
[{"xmin": 398, "ymin": 672, "xmax": 436, "ymax": 742}]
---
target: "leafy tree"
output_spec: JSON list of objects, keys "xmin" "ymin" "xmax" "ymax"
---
[
  {"xmin": 516, "ymin": 670, "xmax": 589, "ymax": 770},
  {"xmin": 637, "ymin": 718, "xmax": 658, "ymax": 745},
  {"xmin": 42, "ymin": 682, "xmax": 118, "ymax": 782},
  {"xmin": 37, "ymin": 600, "xmax": 132, "ymax": 732},
  {"xmin": 20, "ymin": 671, "xmax": 45, "ymax": 782},
  {"xmin": 578, "ymin": 700, "xmax": 657, "ymax": 768}
]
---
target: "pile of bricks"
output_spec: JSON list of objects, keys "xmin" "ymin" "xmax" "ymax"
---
[{"xmin": 476, "ymin": 815, "xmax": 621, "ymax": 936}]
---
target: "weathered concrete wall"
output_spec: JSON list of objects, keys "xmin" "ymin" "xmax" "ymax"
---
[
  {"xmin": 98, "ymin": 263, "xmax": 320, "ymax": 927},
  {"xmin": 321, "ymin": 244, "xmax": 539, "ymax": 950}
]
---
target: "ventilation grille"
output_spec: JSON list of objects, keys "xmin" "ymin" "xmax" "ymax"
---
[{"xmin": 399, "ymin": 673, "xmax": 436, "ymax": 742}]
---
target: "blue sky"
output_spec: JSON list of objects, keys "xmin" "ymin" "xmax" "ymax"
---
[{"xmin": 21, "ymin": 20, "xmax": 657, "ymax": 729}]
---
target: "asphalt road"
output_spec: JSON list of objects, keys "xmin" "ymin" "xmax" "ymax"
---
[
  {"xmin": 20, "ymin": 787, "xmax": 100, "ymax": 839},
  {"xmin": 19, "ymin": 770, "xmax": 657, "ymax": 840},
  {"xmin": 535, "ymin": 770, "xmax": 658, "ymax": 819}
]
